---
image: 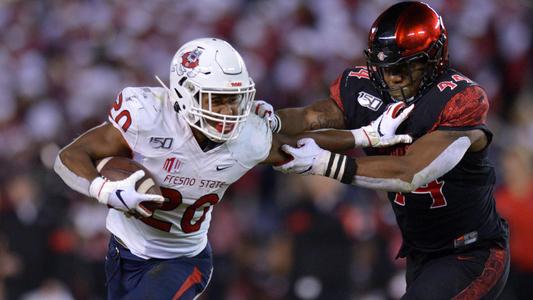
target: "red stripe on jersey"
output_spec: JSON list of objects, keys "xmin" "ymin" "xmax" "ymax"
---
[
  {"xmin": 452, "ymin": 248, "xmax": 507, "ymax": 300},
  {"xmin": 114, "ymin": 110, "xmax": 132, "ymax": 132},
  {"xmin": 113, "ymin": 93, "xmax": 123, "ymax": 110},
  {"xmin": 391, "ymin": 102, "xmax": 405, "ymax": 118},
  {"xmin": 172, "ymin": 267, "xmax": 203, "ymax": 300},
  {"xmin": 329, "ymin": 74, "xmax": 345, "ymax": 112},
  {"xmin": 348, "ymin": 67, "xmax": 370, "ymax": 79}
]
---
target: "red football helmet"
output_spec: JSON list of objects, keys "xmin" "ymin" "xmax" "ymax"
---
[{"xmin": 364, "ymin": 1, "xmax": 449, "ymax": 102}]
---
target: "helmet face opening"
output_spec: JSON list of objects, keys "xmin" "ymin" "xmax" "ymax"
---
[
  {"xmin": 365, "ymin": 2, "xmax": 449, "ymax": 103},
  {"xmin": 366, "ymin": 54, "xmax": 431, "ymax": 102},
  {"xmin": 167, "ymin": 38, "xmax": 256, "ymax": 142},
  {"xmin": 189, "ymin": 86, "xmax": 255, "ymax": 142}
]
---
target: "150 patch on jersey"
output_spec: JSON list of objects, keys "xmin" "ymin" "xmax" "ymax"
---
[
  {"xmin": 150, "ymin": 137, "xmax": 173, "ymax": 149},
  {"xmin": 357, "ymin": 92, "xmax": 383, "ymax": 111}
]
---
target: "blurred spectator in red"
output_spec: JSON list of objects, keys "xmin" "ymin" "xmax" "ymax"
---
[{"xmin": 496, "ymin": 145, "xmax": 533, "ymax": 300}]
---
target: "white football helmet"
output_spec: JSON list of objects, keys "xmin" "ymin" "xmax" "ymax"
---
[{"xmin": 159, "ymin": 38, "xmax": 255, "ymax": 142}]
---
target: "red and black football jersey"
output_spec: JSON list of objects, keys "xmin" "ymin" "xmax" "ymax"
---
[{"xmin": 329, "ymin": 66, "xmax": 508, "ymax": 257}]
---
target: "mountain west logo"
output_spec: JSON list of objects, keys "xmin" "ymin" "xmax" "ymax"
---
[
  {"xmin": 357, "ymin": 92, "xmax": 382, "ymax": 111},
  {"xmin": 163, "ymin": 157, "xmax": 182, "ymax": 174},
  {"xmin": 177, "ymin": 47, "xmax": 204, "ymax": 77}
]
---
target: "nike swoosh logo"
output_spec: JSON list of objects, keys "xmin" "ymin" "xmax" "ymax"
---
[
  {"xmin": 377, "ymin": 119, "xmax": 384, "ymax": 136},
  {"xmin": 115, "ymin": 189, "xmax": 130, "ymax": 209},
  {"xmin": 216, "ymin": 165, "xmax": 232, "ymax": 171},
  {"xmin": 456, "ymin": 255, "xmax": 473, "ymax": 261}
]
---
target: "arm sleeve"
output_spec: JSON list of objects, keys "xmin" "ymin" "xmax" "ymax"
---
[
  {"xmin": 352, "ymin": 136, "xmax": 472, "ymax": 192},
  {"xmin": 54, "ymin": 152, "xmax": 92, "ymax": 196}
]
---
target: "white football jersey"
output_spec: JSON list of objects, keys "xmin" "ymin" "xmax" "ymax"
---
[{"xmin": 107, "ymin": 87, "xmax": 272, "ymax": 259}]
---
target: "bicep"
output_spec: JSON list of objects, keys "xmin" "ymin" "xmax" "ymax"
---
[
  {"xmin": 61, "ymin": 122, "xmax": 131, "ymax": 161},
  {"xmin": 305, "ymin": 99, "xmax": 346, "ymax": 130}
]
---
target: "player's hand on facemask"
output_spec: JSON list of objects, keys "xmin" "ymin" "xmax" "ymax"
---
[
  {"xmin": 252, "ymin": 100, "xmax": 281, "ymax": 133},
  {"xmin": 352, "ymin": 102, "xmax": 414, "ymax": 147},
  {"xmin": 273, "ymin": 138, "xmax": 331, "ymax": 175},
  {"xmin": 89, "ymin": 170, "xmax": 165, "ymax": 218}
]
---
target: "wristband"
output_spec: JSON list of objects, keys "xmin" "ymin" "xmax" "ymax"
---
[
  {"xmin": 89, "ymin": 176, "xmax": 109, "ymax": 204},
  {"xmin": 324, "ymin": 153, "xmax": 357, "ymax": 184}
]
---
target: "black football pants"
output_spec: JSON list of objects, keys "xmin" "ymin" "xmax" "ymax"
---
[{"xmin": 402, "ymin": 243, "xmax": 510, "ymax": 300}]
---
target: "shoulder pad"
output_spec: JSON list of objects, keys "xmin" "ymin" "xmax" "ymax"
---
[
  {"xmin": 108, "ymin": 87, "xmax": 167, "ymax": 149},
  {"xmin": 227, "ymin": 114, "xmax": 272, "ymax": 169},
  {"xmin": 344, "ymin": 66, "xmax": 371, "ymax": 82},
  {"xmin": 109, "ymin": 87, "xmax": 166, "ymax": 132}
]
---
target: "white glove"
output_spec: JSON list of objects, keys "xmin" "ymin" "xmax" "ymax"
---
[
  {"xmin": 89, "ymin": 170, "xmax": 164, "ymax": 218},
  {"xmin": 252, "ymin": 100, "xmax": 281, "ymax": 133},
  {"xmin": 274, "ymin": 138, "xmax": 331, "ymax": 175},
  {"xmin": 352, "ymin": 102, "xmax": 414, "ymax": 147}
]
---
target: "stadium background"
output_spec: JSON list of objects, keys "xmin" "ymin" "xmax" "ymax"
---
[{"xmin": 0, "ymin": 0, "xmax": 532, "ymax": 299}]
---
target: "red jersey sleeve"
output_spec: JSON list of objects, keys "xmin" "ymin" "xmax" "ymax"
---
[
  {"xmin": 437, "ymin": 85, "xmax": 489, "ymax": 128},
  {"xmin": 329, "ymin": 74, "xmax": 345, "ymax": 112}
]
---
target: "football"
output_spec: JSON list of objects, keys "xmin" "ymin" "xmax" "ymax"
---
[{"xmin": 95, "ymin": 156, "xmax": 162, "ymax": 211}]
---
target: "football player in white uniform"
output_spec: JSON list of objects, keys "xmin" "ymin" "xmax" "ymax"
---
[{"xmin": 54, "ymin": 38, "xmax": 411, "ymax": 299}]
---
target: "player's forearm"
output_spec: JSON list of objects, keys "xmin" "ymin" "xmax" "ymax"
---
[
  {"xmin": 275, "ymin": 99, "xmax": 346, "ymax": 134},
  {"xmin": 313, "ymin": 151, "xmax": 420, "ymax": 192},
  {"xmin": 346, "ymin": 136, "xmax": 472, "ymax": 192},
  {"xmin": 58, "ymin": 146, "xmax": 100, "ymax": 181},
  {"xmin": 264, "ymin": 130, "xmax": 356, "ymax": 165},
  {"xmin": 297, "ymin": 130, "xmax": 356, "ymax": 152},
  {"xmin": 351, "ymin": 155, "xmax": 414, "ymax": 192},
  {"xmin": 276, "ymin": 107, "xmax": 314, "ymax": 135},
  {"xmin": 54, "ymin": 146, "xmax": 98, "ymax": 196}
]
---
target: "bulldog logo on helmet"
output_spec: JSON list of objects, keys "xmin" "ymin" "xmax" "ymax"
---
[{"xmin": 177, "ymin": 47, "xmax": 204, "ymax": 77}]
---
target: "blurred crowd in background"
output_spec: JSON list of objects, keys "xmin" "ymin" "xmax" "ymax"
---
[{"xmin": 0, "ymin": 0, "xmax": 532, "ymax": 299}]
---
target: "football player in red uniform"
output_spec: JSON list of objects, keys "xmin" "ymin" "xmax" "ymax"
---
[{"xmin": 264, "ymin": 2, "xmax": 509, "ymax": 299}]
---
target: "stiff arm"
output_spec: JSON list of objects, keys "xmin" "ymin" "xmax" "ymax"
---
[
  {"xmin": 262, "ymin": 101, "xmax": 414, "ymax": 165},
  {"xmin": 278, "ymin": 128, "xmax": 487, "ymax": 192}
]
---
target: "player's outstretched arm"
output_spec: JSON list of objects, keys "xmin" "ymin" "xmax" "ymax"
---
[
  {"xmin": 253, "ymin": 98, "xmax": 346, "ymax": 134},
  {"xmin": 276, "ymin": 129, "xmax": 487, "ymax": 192},
  {"xmin": 261, "ymin": 101, "xmax": 414, "ymax": 165}
]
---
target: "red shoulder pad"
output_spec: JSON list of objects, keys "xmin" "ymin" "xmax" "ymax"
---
[
  {"xmin": 329, "ymin": 74, "xmax": 344, "ymax": 112},
  {"xmin": 438, "ymin": 86, "xmax": 489, "ymax": 128}
]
